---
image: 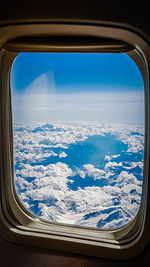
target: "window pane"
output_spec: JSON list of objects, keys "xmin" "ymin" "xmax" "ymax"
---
[{"xmin": 11, "ymin": 52, "xmax": 144, "ymax": 229}]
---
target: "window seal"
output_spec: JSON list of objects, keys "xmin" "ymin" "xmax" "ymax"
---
[{"xmin": 0, "ymin": 22, "xmax": 149, "ymax": 260}]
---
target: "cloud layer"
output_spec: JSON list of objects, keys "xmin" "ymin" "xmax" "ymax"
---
[{"xmin": 14, "ymin": 122, "xmax": 144, "ymax": 229}]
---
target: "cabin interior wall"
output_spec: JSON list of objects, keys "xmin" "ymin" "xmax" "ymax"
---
[{"xmin": 0, "ymin": 1, "xmax": 150, "ymax": 265}]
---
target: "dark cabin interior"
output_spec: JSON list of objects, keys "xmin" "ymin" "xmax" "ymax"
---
[{"xmin": 0, "ymin": 1, "xmax": 150, "ymax": 266}]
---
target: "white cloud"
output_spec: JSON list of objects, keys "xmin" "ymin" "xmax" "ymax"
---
[
  {"xmin": 105, "ymin": 161, "xmax": 122, "ymax": 169},
  {"xmin": 83, "ymin": 164, "xmax": 106, "ymax": 180},
  {"xmin": 123, "ymin": 161, "xmax": 143, "ymax": 170},
  {"xmin": 104, "ymin": 154, "xmax": 120, "ymax": 161},
  {"xmin": 76, "ymin": 169, "xmax": 86, "ymax": 179},
  {"xmin": 14, "ymin": 122, "xmax": 144, "ymax": 161},
  {"xmin": 117, "ymin": 131, "xmax": 144, "ymax": 153},
  {"xmin": 59, "ymin": 152, "xmax": 67, "ymax": 158},
  {"xmin": 115, "ymin": 171, "xmax": 141, "ymax": 188},
  {"xmin": 15, "ymin": 151, "xmax": 58, "ymax": 164},
  {"xmin": 14, "ymin": 122, "xmax": 144, "ymax": 229},
  {"xmin": 15, "ymin": 162, "xmax": 142, "ymax": 229}
]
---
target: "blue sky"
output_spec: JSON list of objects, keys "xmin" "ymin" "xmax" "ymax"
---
[
  {"xmin": 11, "ymin": 52, "xmax": 144, "ymax": 124},
  {"xmin": 11, "ymin": 52, "xmax": 143, "ymax": 92}
]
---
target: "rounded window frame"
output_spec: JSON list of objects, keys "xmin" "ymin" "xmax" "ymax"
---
[{"xmin": 0, "ymin": 22, "xmax": 149, "ymax": 260}]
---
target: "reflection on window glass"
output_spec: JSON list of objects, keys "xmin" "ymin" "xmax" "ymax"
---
[{"xmin": 11, "ymin": 53, "xmax": 144, "ymax": 229}]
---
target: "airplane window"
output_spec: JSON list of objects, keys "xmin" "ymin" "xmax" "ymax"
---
[{"xmin": 11, "ymin": 52, "xmax": 144, "ymax": 229}]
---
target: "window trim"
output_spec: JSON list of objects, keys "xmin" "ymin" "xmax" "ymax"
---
[{"xmin": 0, "ymin": 22, "xmax": 149, "ymax": 260}]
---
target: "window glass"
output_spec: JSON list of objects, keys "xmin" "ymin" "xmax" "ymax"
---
[{"xmin": 11, "ymin": 53, "xmax": 144, "ymax": 229}]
